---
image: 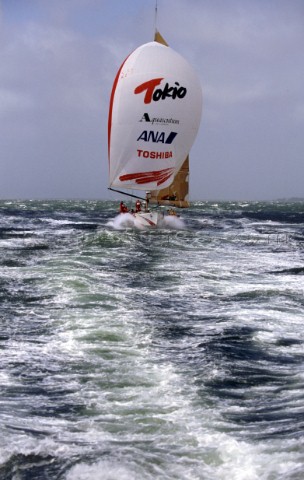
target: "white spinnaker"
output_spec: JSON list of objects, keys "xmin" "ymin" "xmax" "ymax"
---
[{"xmin": 108, "ymin": 41, "xmax": 202, "ymax": 191}]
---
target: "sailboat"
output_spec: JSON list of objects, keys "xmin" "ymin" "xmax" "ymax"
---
[{"xmin": 108, "ymin": 29, "xmax": 202, "ymax": 228}]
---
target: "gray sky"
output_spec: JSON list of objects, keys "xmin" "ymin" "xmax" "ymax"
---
[{"xmin": 1, "ymin": 0, "xmax": 303, "ymax": 201}]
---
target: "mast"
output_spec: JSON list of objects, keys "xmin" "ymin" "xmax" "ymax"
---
[
  {"xmin": 154, "ymin": 1, "xmax": 169, "ymax": 45},
  {"xmin": 151, "ymin": 7, "xmax": 189, "ymax": 208},
  {"xmin": 154, "ymin": 0, "xmax": 158, "ymax": 38}
]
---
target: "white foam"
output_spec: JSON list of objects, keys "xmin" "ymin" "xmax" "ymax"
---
[
  {"xmin": 107, "ymin": 213, "xmax": 136, "ymax": 230},
  {"xmin": 66, "ymin": 460, "xmax": 139, "ymax": 480},
  {"xmin": 160, "ymin": 214, "xmax": 186, "ymax": 229},
  {"xmin": 108, "ymin": 213, "xmax": 186, "ymax": 230}
]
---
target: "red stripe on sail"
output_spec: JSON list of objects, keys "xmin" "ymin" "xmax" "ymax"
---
[
  {"xmin": 108, "ymin": 53, "xmax": 131, "ymax": 165},
  {"xmin": 119, "ymin": 168, "xmax": 173, "ymax": 184},
  {"xmin": 135, "ymin": 171, "xmax": 174, "ymax": 185},
  {"xmin": 157, "ymin": 172, "xmax": 173, "ymax": 185},
  {"xmin": 135, "ymin": 176, "xmax": 162, "ymax": 184}
]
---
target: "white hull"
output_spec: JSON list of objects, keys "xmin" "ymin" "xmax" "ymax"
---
[{"xmin": 133, "ymin": 211, "xmax": 163, "ymax": 228}]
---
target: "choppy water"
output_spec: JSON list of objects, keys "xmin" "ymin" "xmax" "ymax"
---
[{"xmin": 0, "ymin": 199, "xmax": 303, "ymax": 480}]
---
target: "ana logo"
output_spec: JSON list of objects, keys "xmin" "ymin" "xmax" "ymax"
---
[
  {"xmin": 134, "ymin": 78, "xmax": 187, "ymax": 104},
  {"xmin": 137, "ymin": 130, "xmax": 177, "ymax": 144}
]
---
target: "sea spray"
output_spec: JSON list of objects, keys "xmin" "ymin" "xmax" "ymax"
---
[{"xmin": 107, "ymin": 212, "xmax": 186, "ymax": 230}]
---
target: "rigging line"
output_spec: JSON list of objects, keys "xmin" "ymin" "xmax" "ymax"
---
[
  {"xmin": 108, "ymin": 188, "xmax": 160, "ymax": 210},
  {"xmin": 108, "ymin": 188, "xmax": 146, "ymax": 202}
]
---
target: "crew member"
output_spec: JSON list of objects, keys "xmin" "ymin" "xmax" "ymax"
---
[
  {"xmin": 135, "ymin": 200, "xmax": 141, "ymax": 212},
  {"xmin": 119, "ymin": 201, "xmax": 128, "ymax": 213}
]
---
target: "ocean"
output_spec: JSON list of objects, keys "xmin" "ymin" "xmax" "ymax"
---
[{"xmin": 0, "ymin": 199, "xmax": 303, "ymax": 480}]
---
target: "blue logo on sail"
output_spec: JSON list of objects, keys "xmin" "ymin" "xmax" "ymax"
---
[{"xmin": 137, "ymin": 130, "xmax": 177, "ymax": 144}]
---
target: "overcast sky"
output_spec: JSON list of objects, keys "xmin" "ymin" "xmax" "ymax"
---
[{"xmin": 1, "ymin": 0, "xmax": 303, "ymax": 201}]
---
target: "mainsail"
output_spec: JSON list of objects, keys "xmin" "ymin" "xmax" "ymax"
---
[
  {"xmin": 108, "ymin": 32, "xmax": 202, "ymax": 197},
  {"xmin": 150, "ymin": 156, "xmax": 190, "ymax": 208},
  {"xmin": 154, "ymin": 30, "xmax": 168, "ymax": 46}
]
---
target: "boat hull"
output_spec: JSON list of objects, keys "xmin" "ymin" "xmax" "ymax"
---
[{"xmin": 133, "ymin": 211, "xmax": 163, "ymax": 228}]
